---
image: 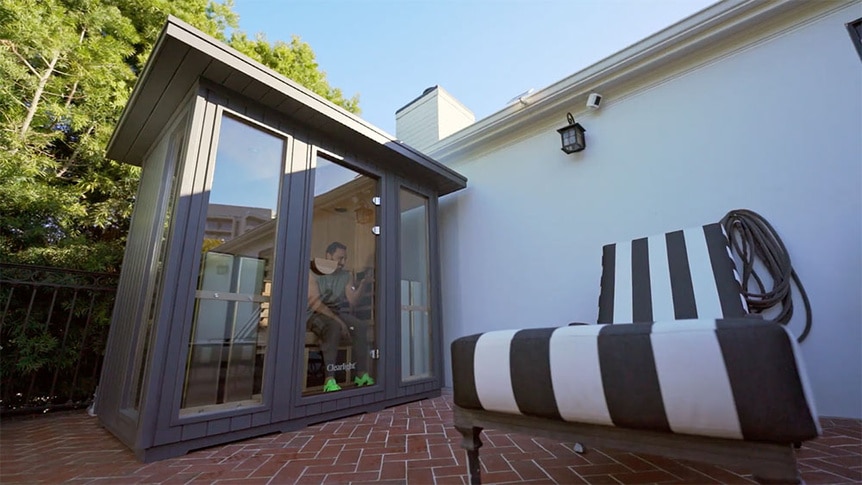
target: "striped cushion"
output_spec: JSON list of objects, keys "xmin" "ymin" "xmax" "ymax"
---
[
  {"xmin": 598, "ymin": 223, "xmax": 748, "ymax": 323},
  {"xmin": 451, "ymin": 319, "xmax": 820, "ymax": 442}
]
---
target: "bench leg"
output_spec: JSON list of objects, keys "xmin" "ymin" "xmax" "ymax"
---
[
  {"xmin": 751, "ymin": 444, "xmax": 802, "ymax": 484},
  {"xmin": 455, "ymin": 424, "xmax": 483, "ymax": 485}
]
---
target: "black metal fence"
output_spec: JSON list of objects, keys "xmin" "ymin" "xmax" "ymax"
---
[{"xmin": 0, "ymin": 263, "xmax": 118, "ymax": 416}]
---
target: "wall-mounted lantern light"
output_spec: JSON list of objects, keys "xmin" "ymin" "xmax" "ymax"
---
[{"xmin": 557, "ymin": 112, "xmax": 586, "ymax": 154}]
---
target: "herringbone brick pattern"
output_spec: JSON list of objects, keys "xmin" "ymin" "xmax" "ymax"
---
[{"xmin": 1, "ymin": 391, "xmax": 859, "ymax": 484}]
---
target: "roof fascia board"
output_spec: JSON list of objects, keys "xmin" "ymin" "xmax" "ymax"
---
[
  {"xmin": 108, "ymin": 16, "xmax": 465, "ymax": 191},
  {"xmin": 162, "ymin": 18, "xmax": 387, "ymax": 142},
  {"xmin": 165, "ymin": 18, "xmax": 466, "ymax": 187},
  {"xmin": 105, "ymin": 20, "xmax": 176, "ymax": 160},
  {"xmin": 427, "ymin": 0, "xmax": 847, "ymax": 162}
]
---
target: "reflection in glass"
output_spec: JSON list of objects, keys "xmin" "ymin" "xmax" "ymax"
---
[
  {"xmin": 181, "ymin": 115, "xmax": 283, "ymax": 412},
  {"xmin": 303, "ymin": 156, "xmax": 378, "ymax": 395},
  {"xmin": 132, "ymin": 128, "xmax": 183, "ymax": 411},
  {"xmin": 400, "ymin": 189, "xmax": 431, "ymax": 381}
]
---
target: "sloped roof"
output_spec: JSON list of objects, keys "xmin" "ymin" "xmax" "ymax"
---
[{"xmin": 106, "ymin": 16, "xmax": 466, "ymax": 196}]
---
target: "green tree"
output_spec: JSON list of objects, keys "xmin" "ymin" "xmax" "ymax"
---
[
  {"xmin": 0, "ymin": 0, "xmax": 359, "ymax": 272},
  {"xmin": 230, "ymin": 31, "xmax": 360, "ymax": 114}
]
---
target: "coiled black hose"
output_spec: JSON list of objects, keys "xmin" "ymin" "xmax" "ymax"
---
[{"xmin": 721, "ymin": 209, "xmax": 812, "ymax": 343}]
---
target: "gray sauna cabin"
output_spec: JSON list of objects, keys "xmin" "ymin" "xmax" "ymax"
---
[{"xmin": 96, "ymin": 16, "xmax": 466, "ymax": 462}]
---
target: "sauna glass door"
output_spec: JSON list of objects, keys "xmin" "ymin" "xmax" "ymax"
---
[
  {"xmin": 302, "ymin": 154, "xmax": 379, "ymax": 396},
  {"xmin": 180, "ymin": 114, "xmax": 285, "ymax": 413}
]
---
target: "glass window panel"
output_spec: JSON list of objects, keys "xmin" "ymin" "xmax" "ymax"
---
[
  {"xmin": 303, "ymin": 155, "xmax": 378, "ymax": 395},
  {"xmin": 181, "ymin": 114, "xmax": 283, "ymax": 413},
  {"xmin": 399, "ymin": 189, "xmax": 431, "ymax": 381},
  {"xmin": 128, "ymin": 126, "xmax": 183, "ymax": 411}
]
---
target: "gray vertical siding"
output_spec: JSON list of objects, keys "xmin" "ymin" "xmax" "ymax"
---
[
  {"xmin": 98, "ymin": 106, "xmax": 189, "ymax": 447},
  {"xmin": 107, "ymin": 81, "xmax": 454, "ymax": 461}
]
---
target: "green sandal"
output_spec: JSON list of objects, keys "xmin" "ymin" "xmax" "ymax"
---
[
  {"xmin": 323, "ymin": 377, "xmax": 341, "ymax": 392},
  {"xmin": 354, "ymin": 373, "xmax": 375, "ymax": 387}
]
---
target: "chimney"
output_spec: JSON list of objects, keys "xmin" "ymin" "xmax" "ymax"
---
[{"xmin": 395, "ymin": 86, "xmax": 475, "ymax": 153}]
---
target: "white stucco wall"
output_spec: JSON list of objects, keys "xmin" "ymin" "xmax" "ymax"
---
[{"xmin": 436, "ymin": 3, "xmax": 862, "ymax": 418}]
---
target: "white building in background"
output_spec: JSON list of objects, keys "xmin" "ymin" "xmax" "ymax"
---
[
  {"xmin": 396, "ymin": 85, "xmax": 475, "ymax": 154},
  {"xmin": 396, "ymin": 0, "xmax": 862, "ymax": 419},
  {"xmin": 204, "ymin": 204, "xmax": 273, "ymax": 243}
]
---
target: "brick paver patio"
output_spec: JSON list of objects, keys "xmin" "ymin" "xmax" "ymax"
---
[{"xmin": 1, "ymin": 390, "xmax": 860, "ymax": 484}]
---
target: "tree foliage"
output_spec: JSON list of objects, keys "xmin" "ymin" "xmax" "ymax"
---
[
  {"xmin": 0, "ymin": 0, "xmax": 360, "ymax": 271},
  {"xmin": 230, "ymin": 31, "xmax": 360, "ymax": 114}
]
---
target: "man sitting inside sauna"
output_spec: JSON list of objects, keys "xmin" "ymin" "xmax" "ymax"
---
[{"xmin": 307, "ymin": 241, "xmax": 374, "ymax": 392}]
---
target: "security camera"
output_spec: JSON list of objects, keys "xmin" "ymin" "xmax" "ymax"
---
[{"xmin": 587, "ymin": 93, "xmax": 602, "ymax": 109}]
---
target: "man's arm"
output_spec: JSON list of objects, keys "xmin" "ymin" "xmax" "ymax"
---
[
  {"xmin": 308, "ymin": 272, "xmax": 351, "ymax": 337},
  {"xmin": 345, "ymin": 273, "xmax": 373, "ymax": 309}
]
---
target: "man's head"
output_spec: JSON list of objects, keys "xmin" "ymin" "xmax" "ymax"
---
[{"xmin": 325, "ymin": 241, "xmax": 347, "ymax": 270}]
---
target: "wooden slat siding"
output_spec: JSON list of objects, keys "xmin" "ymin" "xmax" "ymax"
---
[
  {"xmin": 270, "ymin": 137, "xmax": 311, "ymax": 424},
  {"xmin": 252, "ymin": 411, "xmax": 270, "ymax": 427},
  {"xmin": 109, "ymin": 68, "xmax": 456, "ymax": 457},
  {"xmin": 151, "ymin": 98, "xmax": 220, "ymax": 447},
  {"xmin": 108, "ymin": 40, "xmax": 188, "ymax": 162},
  {"xmin": 291, "ymin": 405, "xmax": 307, "ymax": 419},
  {"xmin": 241, "ymin": 79, "xmax": 272, "ymax": 103},
  {"xmin": 219, "ymin": 69, "xmax": 253, "ymax": 98},
  {"xmin": 129, "ymin": 45, "xmax": 204, "ymax": 161},
  {"xmin": 598, "ymin": 244, "xmax": 615, "ymax": 323},
  {"xmin": 322, "ymin": 398, "xmax": 338, "ymax": 414},
  {"xmin": 715, "ymin": 320, "xmax": 821, "ymax": 442},
  {"xmin": 429, "ymin": 193, "xmax": 445, "ymax": 393},
  {"xmin": 99, "ymin": 132, "xmax": 173, "ymax": 444},
  {"xmin": 631, "ymin": 237, "xmax": 653, "ymax": 322},
  {"xmin": 598, "ymin": 324, "xmax": 670, "ymax": 432},
  {"xmin": 275, "ymin": 94, "xmax": 304, "ymax": 117},
  {"xmin": 258, "ymin": 88, "xmax": 282, "ymax": 110},
  {"xmin": 127, "ymin": 123, "xmax": 188, "ymax": 420},
  {"xmin": 122, "ymin": 156, "xmax": 164, "ymax": 401},
  {"xmin": 362, "ymin": 393, "xmax": 376, "ymax": 406},
  {"xmin": 649, "ymin": 320, "xmax": 742, "ymax": 439},
  {"xmin": 135, "ymin": 94, "xmax": 208, "ymax": 452},
  {"xmin": 379, "ymin": 172, "xmax": 397, "ymax": 403},
  {"xmin": 549, "ymin": 325, "xmax": 613, "ymax": 426},
  {"xmin": 206, "ymin": 417, "xmax": 231, "ymax": 436},
  {"xmin": 230, "ymin": 414, "xmax": 251, "ymax": 431},
  {"xmin": 181, "ymin": 421, "xmax": 207, "ymax": 441},
  {"xmin": 612, "ymin": 240, "xmax": 633, "ymax": 323},
  {"xmin": 201, "ymin": 59, "xmax": 233, "ymax": 85},
  {"xmin": 510, "ymin": 328, "xmax": 560, "ymax": 420},
  {"xmin": 665, "ymin": 230, "xmax": 698, "ymax": 319},
  {"xmin": 261, "ymin": 104, "xmax": 280, "ymax": 131},
  {"xmin": 474, "ymin": 330, "xmax": 520, "ymax": 415}
]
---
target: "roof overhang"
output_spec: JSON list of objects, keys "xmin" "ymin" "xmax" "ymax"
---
[
  {"xmin": 425, "ymin": 0, "xmax": 856, "ymax": 163},
  {"xmin": 106, "ymin": 16, "xmax": 466, "ymax": 196}
]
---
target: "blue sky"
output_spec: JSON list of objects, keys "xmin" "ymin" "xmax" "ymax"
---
[{"xmin": 231, "ymin": 0, "xmax": 718, "ymax": 135}]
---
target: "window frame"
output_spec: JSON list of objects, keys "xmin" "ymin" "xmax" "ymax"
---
[{"xmin": 847, "ymin": 17, "xmax": 862, "ymax": 62}]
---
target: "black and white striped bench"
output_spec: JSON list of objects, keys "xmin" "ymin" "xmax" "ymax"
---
[{"xmin": 451, "ymin": 223, "xmax": 820, "ymax": 484}]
